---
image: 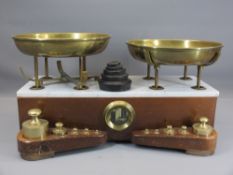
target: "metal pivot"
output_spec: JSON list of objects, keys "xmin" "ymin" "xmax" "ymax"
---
[
  {"xmin": 57, "ymin": 61, "xmax": 77, "ymax": 84},
  {"xmin": 30, "ymin": 56, "xmax": 44, "ymax": 90},
  {"xmin": 150, "ymin": 65, "xmax": 164, "ymax": 90},
  {"xmin": 180, "ymin": 65, "xmax": 192, "ymax": 80},
  {"xmin": 41, "ymin": 57, "xmax": 52, "ymax": 80},
  {"xmin": 143, "ymin": 64, "xmax": 154, "ymax": 80},
  {"xmin": 191, "ymin": 65, "xmax": 206, "ymax": 90},
  {"xmin": 74, "ymin": 56, "xmax": 88, "ymax": 90}
]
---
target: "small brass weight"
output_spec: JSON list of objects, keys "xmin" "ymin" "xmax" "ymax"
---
[
  {"xmin": 22, "ymin": 108, "xmax": 49, "ymax": 139},
  {"xmin": 52, "ymin": 122, "xmax": 67, "ymax": 136}
]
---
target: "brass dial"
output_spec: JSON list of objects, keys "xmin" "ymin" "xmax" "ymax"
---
[{"xmin": 104, "ymin": 101, "xmax": 135, "ymax": 131}]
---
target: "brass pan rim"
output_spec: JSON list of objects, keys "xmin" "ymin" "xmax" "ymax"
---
[
  {"xmin": 127, "ymin": 39, "xmax": 223, "ymax": 50},
  {"xmin": 13, "ymin": 32, "xmax": 111, "ymax": 42}
]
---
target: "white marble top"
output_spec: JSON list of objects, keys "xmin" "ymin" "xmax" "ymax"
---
[{"xmin": 17, "ymin": 76, "xmax": 219, "ymax": 98}]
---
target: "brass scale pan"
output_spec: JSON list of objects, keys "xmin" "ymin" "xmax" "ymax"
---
[
  {"xmin": 13, "ymin": 33, "xmax": 111, "ymax": 90},
  {"xmin": 127, "ymin": 39, "xmax": 223, "ymax": 90}
]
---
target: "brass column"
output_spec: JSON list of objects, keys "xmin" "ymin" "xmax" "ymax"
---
[
  {"xmin": 192, "ymin": 65, "xmax": 206, "ymax": 90},
  {"xmin": 180, "ymin": 65, "xmax": 192, "ymax": 80},
  {"xmin": 150, "ymin": 65, "xmax": 164, "ymax": 90},
  {"xmin": 79, "ymin": 56, "xmax": 87, "ymax": 76},
  {"xmin": 83, "ymin": 56, "xmax": 86, "ymax": 71},
  {"xmin": 74, "ymin": 56, "xmax": 88, "ymax": 90},
  {"xmin": 143, "ymin": 64, "xmax": 153, "ymax": 80},
  {"xmin": 30, "ymin": 56, "xmax": 44, "ymax": 90},
  {"xmin": 41, "ymin": 56, "xmax": 52, "ymax": 80}
]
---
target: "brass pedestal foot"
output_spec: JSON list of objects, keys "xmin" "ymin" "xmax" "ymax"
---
[
  {"xmin": 180, "ymin": 77, "xmax": 192, "ymax": 80},
  {"xmin": 150, "ymin": 85, "xmax": 164, "ymax": 90},
  {"xmin": 143, "ymin": 76, "xmax": 154, "ymax": 80},
  {"xmin": 143, "ymin": 64, "xmax": 154, "ymax": 80},
  {"xmin": 191, "ymin": 86, "xmax": 206, "ymax": 90},
  {"xmin": 41, "ymin": 76, "xmax": 53, "ymax": 80},
  {"xmin": 180, "ymin": 65, "xmax": 192, "ymax": 80},
  {"xmin": 74, "ymin": 85, "xmax": 89, "ymax": 90},
  {"xmin": 30, "ymin": 85, "xmax": 44, "ymax": 90}
]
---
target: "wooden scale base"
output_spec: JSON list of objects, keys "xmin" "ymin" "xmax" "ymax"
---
[{"xmin": 17, "ymin": 76, "xmax": 219, "ymax": 160}]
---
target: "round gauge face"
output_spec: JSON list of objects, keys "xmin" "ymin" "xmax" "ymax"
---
[{"xmin": 104, "ymin": 101, "xmax": 135, "ymax": 131}]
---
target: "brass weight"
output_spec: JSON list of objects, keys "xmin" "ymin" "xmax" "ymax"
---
[
  {"xmin": 193, "ymin": 117, "xmax": 213, "ymax": 137},
  {"xmin": 22, "ymin": 108, "xmax": 48, "ymax": 139}
]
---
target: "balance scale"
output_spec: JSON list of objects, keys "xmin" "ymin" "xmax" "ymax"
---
[{"xmin": 12, "ymin": 33, "xmax": 222, "ymax": 160}]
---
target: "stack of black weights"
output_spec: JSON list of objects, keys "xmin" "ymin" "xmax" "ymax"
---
[{"xmin": 98, "ymin": 61, "xmax": 131, "ymax": 91}]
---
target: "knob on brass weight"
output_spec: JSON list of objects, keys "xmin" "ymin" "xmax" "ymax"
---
[
  {"xmin": 22, "ymin": 108, "xmax": 49, "ymax": 139},
  {"xmin": 70, "ymin": 128, "xmax": 79, "ymax": 135},
  {"xmin": 164, "ymin": 125, "xmax": 175, "ymax": 135},
  {"xmin": 179, "ymin": 125, "xmax": 188, "ymax": 135},
  {"xmin": 192, "ymin": 117, "xmax": 213, "ymax": 136}
]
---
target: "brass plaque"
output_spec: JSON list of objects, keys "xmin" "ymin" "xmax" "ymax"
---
[{"xmin": 104, "ymin": 101, "xmax": 135, "ymax": 131}]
